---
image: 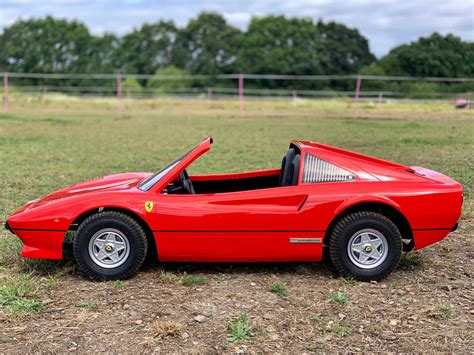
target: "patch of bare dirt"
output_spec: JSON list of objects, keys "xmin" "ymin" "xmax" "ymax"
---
[{"xmin": 1, "ymin": 220, "xmax": 472, "ymax": 352}]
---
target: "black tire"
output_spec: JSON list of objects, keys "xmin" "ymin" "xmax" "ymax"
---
[
  {"xmin": 328, "ymin": 211, "xmax": 402, "ymax": 282},
  {"xmin": 73, "ymin": 211, "xmax": 148, "ymax": 281}
]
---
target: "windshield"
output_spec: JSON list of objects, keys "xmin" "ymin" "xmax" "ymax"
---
[
  {"xmin": 138, "ymin": 143, "xmax": 201, "ymax": 191},
  {"xmin": 138, "ymin": 159, "xmax": 181, "ymax": 191}
]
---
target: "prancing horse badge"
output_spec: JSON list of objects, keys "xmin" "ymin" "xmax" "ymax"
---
[{"xmin": 144, "ymin": 201, "xmax": 154, "ymax": 212}]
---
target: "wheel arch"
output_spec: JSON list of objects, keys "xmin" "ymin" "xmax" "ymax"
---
[
  {"xmin": 68, "ymin": 207, "xmax": 157, "ymax": 260},
  {"xmin": 325, "ymin": 201, "xmax": 414, "ymax": 252}
]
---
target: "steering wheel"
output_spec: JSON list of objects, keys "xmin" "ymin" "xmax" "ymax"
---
[{"xmin": 179, "ymin": 169, "xmax": 195, "ymax": 194}]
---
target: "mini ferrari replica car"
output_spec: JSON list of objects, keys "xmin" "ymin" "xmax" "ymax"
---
[{"xmin": 5, "ymin": 137, "xmax": 462, "ymax": 281}]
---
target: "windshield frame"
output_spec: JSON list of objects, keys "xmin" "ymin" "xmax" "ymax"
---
[
  {"xmin": 137, "ymin": 137, "xmax": 212, "ymax": 192},
  {"xmin": 137, "ymin": 158, "xmax": 182, "ymax": 191}
]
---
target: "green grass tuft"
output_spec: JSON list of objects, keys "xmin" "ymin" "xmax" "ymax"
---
[
  {"xmin": 213, "ymin": 274, "xmax": 226, "ymax": 282},
  {"xmin": 74, "ymin": 302, "xmax": 99, "ymax": 312},
  {"xmin": 340, "ymin": 277, "xmax": 357, "ymax": 286},
  {"xmin": 329, "ymin": 291, "xmax": 347, "ymax": 305},
  {"xmin": 0, "ymin": 274, "xmax": 43, "ymax": 314},
  {"xmin": 330, "ymin": 322, "xmax": 351, "ymax": 337},
  {"xmin": 158, "ymin": 270, "xmax": 182, "ymax": 283},
  {"xmin": 227, "ymin": 313, "xmax": 253, "ymax": 342},
  {"xmin": 426, "ymin": 304, "xmax": 453, "ymax": 319},
  {"xmin": 269, "ymin": 281, "xmax": 288, "ymax": 297},
  {"xmin": 113, "ymin": 280, "xmax": 124, "ymax": 289},
  {"xmin": 45, "ymin": 275, "xmax": 58, "ymax": 288},
  {"xmin": 437, "ymin": 304, "xmax": 453, "ymax": 318},
  {"xmin": 399, "ymin": 253, "xmax": 423, "ymax": 267},
  {"xmin": 9, "ymin": 299, "xmax": 44, "ymax": 313},
  {"xmin": 181, "ymin": 274, "xmax": 208, "ymax": 286}
]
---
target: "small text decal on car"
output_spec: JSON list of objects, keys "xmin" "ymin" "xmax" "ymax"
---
[{"xmin": 144, "ymin": 201, "xmax": 154, "ymax": 212}]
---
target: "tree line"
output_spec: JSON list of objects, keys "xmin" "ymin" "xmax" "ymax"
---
[{"xmin": 0, "ymin": 13, "xmax": 473, "ymax": 93}]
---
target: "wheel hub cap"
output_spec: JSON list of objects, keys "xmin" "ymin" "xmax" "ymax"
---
[
  {"xmin": 88, "ymin": 228, "xmax": 130, "ymax": 269},
  {"xmin": 347, "ymin": 228, "xmax": 388, "ymax": 269}
]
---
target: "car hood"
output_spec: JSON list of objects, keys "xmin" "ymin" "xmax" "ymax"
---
[{"xmin": 14, "ymin": 172, "xmax": 151, "ymax": 213}]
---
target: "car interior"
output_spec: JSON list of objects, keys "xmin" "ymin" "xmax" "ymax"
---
[{"xmin": 164, "ymin": 146, "xmax": 301, "ymax": 194}]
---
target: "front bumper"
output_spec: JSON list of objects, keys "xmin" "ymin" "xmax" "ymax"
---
[{"xmin": 4, "ymin": 222, "xmax": 64, "ymax": 259}]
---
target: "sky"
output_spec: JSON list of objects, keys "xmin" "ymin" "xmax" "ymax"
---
[{"xmin": 0, "ymin": 0, "xmax": 473, "ymax": 57}]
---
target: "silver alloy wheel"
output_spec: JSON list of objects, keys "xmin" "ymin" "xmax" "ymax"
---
[
  {"xmin": 347, "ymin": 228, "xmax": 388, "ymax": 269},
  {"xmin": 88, "ymin": 228, "xmax": 130, "ymax": 269}
]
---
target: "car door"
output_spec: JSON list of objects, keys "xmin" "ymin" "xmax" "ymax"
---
[{"xmin": 152, "ymin": 186, "xmax": 322, "ymax": 262}]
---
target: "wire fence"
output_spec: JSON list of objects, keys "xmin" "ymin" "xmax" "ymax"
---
[{"xmin": 1, "ymin": 72, "xmax": 473, "ymax": 118}]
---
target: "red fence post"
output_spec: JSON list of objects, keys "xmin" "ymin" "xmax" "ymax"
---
[
  {"xmin": 239, "ymin": 74, "xmax": 244, "ymax": 117},
  {"xmin": 207, "ymin": 87, "xmax": 212, "ymax": 103},
  {"xmin": 353, "ymin": 75, "xmax": 362, "ymax": 119},
  {"xmin": 116, "ymin": 74, "xmax": 122, "ymax": 118},
  {"xmin": 3, "ymin": 72, "xmax": 8, "ymax": 113},
  {"xmin": 42, "ymin": 86, "xmax": 48, "ymax": 101}
]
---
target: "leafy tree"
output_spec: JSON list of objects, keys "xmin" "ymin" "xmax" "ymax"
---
[
  {"xmin": 147, "ymin": 65, "xmax": 189, "ymax": 94},
  {"xmin": 361, "ymin": 33, "xmax": 474, "ymax": 95},
  {"xmin": 122, "ymin": 78, "xmax": 143, "ymax": 97},
  {"xmin": 315, "ymin": 20, "xmax": 375, "ymax": 75},
  {"xmin": 235, "ymin": 16, "xmax": 375, "ymax": 89},
  {"xmin": 0, "ymin": 16, "xmax": 92, "ymax": 75},
  {"xmin": 236, "ymin": 16, "xmax": 324, "ymax": 76},
  {"xmin": 0, "ymin": 17, "xmax": 120, "ymax": 88},
  {"xmin": 78, "ymin": 33, "xmax": 122, "ymax": 88},
  {"xmin": 85, "ymin": 33, "xmax": 122, "ymax": 74},
  {"xmin": 370, "ymin": 33, "xmax": 474, "ymax": 77},
  {"xmin": 118, "ymin": 21, "xmax": 178, "ymax": 75},
  {"xmin": 172, "ymin": 12, "xmax": 241, "ymax": 75}
]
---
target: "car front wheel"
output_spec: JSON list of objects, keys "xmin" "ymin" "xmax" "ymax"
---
[
  {"xmin": 73, "ymin": 211, "xmax": 148, "ymax": 281},
  {"xmin": 328, "ymin": 211, "xmax": 402, "ymax": 282}
]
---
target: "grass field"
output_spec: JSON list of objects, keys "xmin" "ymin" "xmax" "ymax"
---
[{"xmin": 0, "ymin": 98, "xmax": 473, "ymax": 352}]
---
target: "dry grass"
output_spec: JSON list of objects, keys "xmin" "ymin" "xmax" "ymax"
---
[
  {"xmin": 146, "ymin": 320, "xmax": 186, "ymax": 340},
  {"xmin": 6, "ymin": 95, "xmax": 474, "ymax": 122}
]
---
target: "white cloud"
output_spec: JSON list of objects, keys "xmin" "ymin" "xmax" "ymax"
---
[{"xmin": 221, "ymin": 12, "xmax": 252, "ymax": 28}]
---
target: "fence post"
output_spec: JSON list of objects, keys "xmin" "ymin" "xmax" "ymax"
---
[
  {"xmin": 116, "ymin": 74, "xmax": 122, "ymax": 118},
  {"xmin": 292, "ymin": 90, "xmax": 298, "ymax": 101},
  {"xmin": 42, "ymin": 86, "xmax": 48, "ymax": 101},
  {"xmin": 3, "ymin": 72, "xmax": 8, "ymax": 113},
  {"xmin": 239, "ymin": 74, "xmax": 244, "ymax": 117},
  {"xmin": 353, "ymin": 74, "xmax": 362, "ymax": 119},
  {"xmin": 207, "ymin": 87, "xmax": 212, "ymax": 103},
  {"xmin": 378, "ymin": 91, "xmax": 383, "ymax": 104}
]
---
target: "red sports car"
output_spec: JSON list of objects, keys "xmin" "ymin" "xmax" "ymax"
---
[{"xmin": 5, "ymin": 137, "xmax": 462, "ymax": 281}]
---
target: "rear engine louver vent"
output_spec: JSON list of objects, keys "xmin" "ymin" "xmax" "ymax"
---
[{"xmin": 303, "ymin": 154, "xmax": 355, "ymax": 183}]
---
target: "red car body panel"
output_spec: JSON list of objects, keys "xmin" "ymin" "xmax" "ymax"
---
[
  {"xmin": 13, "ymin": 230, "xmax": 65, "ymax": 259},
  {"xmin": 5, "ymin": 137, "xmax": 462, "ymax": 261}
]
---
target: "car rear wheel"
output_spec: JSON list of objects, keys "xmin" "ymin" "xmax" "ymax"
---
[
  {"xmin": 328, "ymin": 211, "xmax": 402, "ymax": 282},
  {"xmin": 73, "ymin": 211, "xmax": 148, "ymax": 281}
]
